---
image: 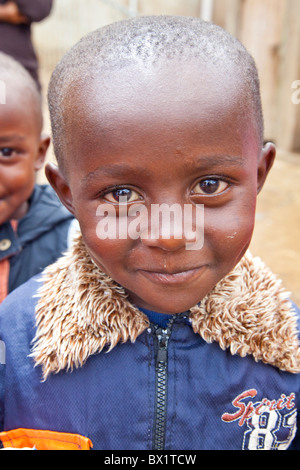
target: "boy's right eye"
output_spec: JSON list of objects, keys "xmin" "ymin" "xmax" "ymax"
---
[
  {"xmin": 103, "ymin": 187, "xmax": 142, "ymax": 204},
  {"xmin": 0, "ymin": 147, "xmax": 14, "ymax": 157}
]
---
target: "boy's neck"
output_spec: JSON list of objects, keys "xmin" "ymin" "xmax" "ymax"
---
[{"xmin": 138, "ymin": 307, "xmax": 175, "ymax": 328}]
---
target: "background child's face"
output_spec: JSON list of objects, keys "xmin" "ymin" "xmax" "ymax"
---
[
  {"xmin": 0, "ymin": 88, "xmax": 49, "ymax": 225},
  {"xmin": 48, "ymin": 61, "xmax": 275, "ymax": 314}
]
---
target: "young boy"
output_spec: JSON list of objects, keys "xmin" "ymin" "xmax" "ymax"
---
[
  {"xmin": 0, "ymin": 16, "xmax": 299, "ymax": 451},
  {"xmin": 0, "ymin": 52, "xmax": 74, "ymax": 302}
]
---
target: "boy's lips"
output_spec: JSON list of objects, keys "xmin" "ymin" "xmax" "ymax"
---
[{"xmin": 138, "ymin": 266, "xmax": 207, "ymax": 285}]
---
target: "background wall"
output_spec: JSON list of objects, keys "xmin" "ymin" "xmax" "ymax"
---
[{"xmin": 32, "ymin": 0, "xmax": 300, "ymax": 304}]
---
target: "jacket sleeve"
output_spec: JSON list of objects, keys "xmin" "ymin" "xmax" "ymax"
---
[
  {"xmin": 0, "ymin": 303, "xmax": 7, "ymax": 432},
  {"xmin": 0, "ymin": 341, "xmax": 5, "ymax": 432},
  {"xmin": 14, "ymin": 0, "xmax": 53, "ymax": 22},
  {"xmin": 0, "ymin": 365, "xmax": 4, "ymax": 432}
]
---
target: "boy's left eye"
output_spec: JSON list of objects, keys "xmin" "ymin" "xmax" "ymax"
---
[
  {"xmin": 192, "ymin": 178, "xmax": 229, "ymax": 196},
  {"xmin": 103, "ymin": 188, "xmax": 142, "ymax": 204}
]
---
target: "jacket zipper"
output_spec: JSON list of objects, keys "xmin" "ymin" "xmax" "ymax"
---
[{"xmin": 152, "ymin": 321, "xmax": 173, "ymax": 451}]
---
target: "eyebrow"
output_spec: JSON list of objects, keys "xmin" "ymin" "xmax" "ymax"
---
[
  {"xmin": 193, "ymin": 154, "xmax": 246, "ymax": 169},
  {"xmin": 0, "ymin": 135, "xmax": 26, "ymax": 143},
  {"xmin": 81, "ymin": 163, "xmax": 153, "ymax": 187}
]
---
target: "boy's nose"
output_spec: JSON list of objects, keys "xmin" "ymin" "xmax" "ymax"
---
[
  {"xmin": 138, "ymin": 202, "xmax": 204, "ymax": 252},
  {"xmin": 140, "ymin": 224, "xmax": 201, "ymax": 252},
  {"xmin": 141, "ymin": 234, "xmax": 190, "ymax": 252}
]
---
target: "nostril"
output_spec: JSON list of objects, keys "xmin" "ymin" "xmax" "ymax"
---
[{"xmin": 141, "ymin": 234, "xmax": 188, "ymax": 251}]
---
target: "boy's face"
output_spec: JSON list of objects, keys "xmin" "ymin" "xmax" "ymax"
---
[
  {"xmin": 0, "ymin": 86, "xmax": 49, "ymax": 225},
  {"xmin": 48, "ymin": 61, "xmax": 275, "ymax": 314}
]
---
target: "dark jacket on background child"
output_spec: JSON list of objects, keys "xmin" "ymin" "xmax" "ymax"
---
[{"xmin": 0, "ymin": 184, "xmax": 74, "ymax": 301}]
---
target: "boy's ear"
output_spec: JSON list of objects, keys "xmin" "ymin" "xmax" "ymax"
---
[
  {"xmin": 34, "ymin": 135, "xmax": 51, "ymax": 171},
  {"xmin": 257, "ymin": 142, "xmax": 276, "ymax": 194},
  {"xmin": 45, "ymin": 162, "xmax": 75, "ymax": 215}
]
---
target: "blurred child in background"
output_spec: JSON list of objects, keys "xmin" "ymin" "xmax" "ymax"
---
[{"xmin": 0, "ymin": 52, "xmax": 74, "ymax": 302}]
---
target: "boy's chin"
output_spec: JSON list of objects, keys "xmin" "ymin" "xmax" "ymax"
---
[{"xmin": 1, "ymin": 199, "xmax": 30, "ymax": 224}]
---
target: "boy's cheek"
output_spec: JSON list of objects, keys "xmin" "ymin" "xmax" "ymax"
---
[
  {"xmin": 80, "ymin": 223, "xmax": 132, "ymax": 272},
  {"xmin": 204, "ymin": 208, "xmax": 256, "ymax": 256}
]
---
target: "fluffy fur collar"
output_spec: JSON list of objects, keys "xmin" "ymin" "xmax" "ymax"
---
[{"xmin": 31, "ymin": 234, "xmax": 300, "ymax": 380}]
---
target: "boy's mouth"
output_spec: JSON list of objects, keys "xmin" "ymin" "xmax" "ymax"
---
[{"xmin": 138, "ymin": 266, "xmax": 206, "ymax": 285}]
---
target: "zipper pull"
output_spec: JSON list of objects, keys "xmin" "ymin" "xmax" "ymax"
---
[
  {"xmin": 155, "ymin": 328, "xmax": 170, "ymax": 368},
  {"xmin": 156, "ymin": 345, "xmax": 168, "ymax": 366}
]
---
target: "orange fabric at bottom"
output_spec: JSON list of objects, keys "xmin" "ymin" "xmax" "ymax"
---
[
  {"xmin": 0, "ymin": 258, "xmax": 9, "ymax": 303},
  {"xmin": 0, "ymin": 428, "xmax": 92, "ymax": 450}
]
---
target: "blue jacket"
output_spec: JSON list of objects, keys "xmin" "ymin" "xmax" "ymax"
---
[
  {"xmin": 0, "ymin": 240, "xmax": 300, "ymax": 451},
  {"xmin": 0, "ymin": 184, "xmax": 74, "ymax": 296}
]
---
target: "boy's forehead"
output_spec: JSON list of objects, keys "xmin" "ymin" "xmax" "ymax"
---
[
  {"xmin": 68, "ymin": 59, "xmax": 246, "ymax": 126},
  {"xmin": 61, "ymin": 59, "xmax": 259, "ymax": 180},
  {"xmin": 0, "ymin": 76, "xmax": 42, "ymax": 133}
]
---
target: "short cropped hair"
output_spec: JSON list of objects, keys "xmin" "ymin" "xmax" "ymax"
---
[
  {"xmin": 0, "ymin": 52, "xmax": 43, "ymax": 132},
  {"xmin": 48, "ymin": 16, "xmax": 264, "ymax": 172}
]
